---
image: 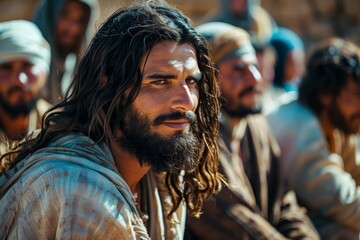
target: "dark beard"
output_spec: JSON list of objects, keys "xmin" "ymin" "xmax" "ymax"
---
[
  {"xmin": 223, "ymin": 104, "xmax": 262, "ymax": 118},
  {"xmin": 0, "ymin": 93, "xmax": 37, "ymax": 118},
  {"xmin": 328, "ymin": 100, "xmax": 359, "ymax": 135},
  {"xmin": 117, "ymin": 108, "xmax": 201, "ymax": 173},
  {"xmin": 221, "ymin": 85, "xmax": 263, "ymax": 118}
]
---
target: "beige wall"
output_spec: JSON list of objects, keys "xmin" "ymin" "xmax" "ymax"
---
[
  {"xmin": 0, "ymin": 0, "xmax": 359, "ymax": 46},
  {"xmin": 0, "ymin": 0, "xmax": 217, "ymax": 23}
]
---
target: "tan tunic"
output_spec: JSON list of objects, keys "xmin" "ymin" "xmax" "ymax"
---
[{"xmin": 186, "ymin": 114, "xmax": 319, "ymax": 240}]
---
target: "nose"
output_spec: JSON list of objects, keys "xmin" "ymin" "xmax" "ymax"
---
[
  {"xmin": 171, "ymin": 81, "xmax": 197, "ymax": 112},
  {"xmin": 11, "ymin": 71, "xmax": 29, "ymax": 87},
  {"xmin": 18, "ymin": 72, "xmax": 29, "ymax": 85},
  {"xmin": 248, "ymin": 65, "xmax": 262, "ymax": 84}
]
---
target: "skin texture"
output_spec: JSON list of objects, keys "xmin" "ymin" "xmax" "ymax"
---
[
  {"xmin": 112, "ymin": 41, "xmax": 200, "ymax": 195},
  {"xmin": 0, "ymin": 60, "xmax": 46, "ymax": 107},
  {"xmin": 217, "ymin": 51, "xmax": 263, "ymax": 117},
  {"xmin": 55, "ymin": 0, "xmax": 90, "ymax": 56},
  {"xmin": 135, "ymin": 41, "xmax": 200, "ymax": 137}
]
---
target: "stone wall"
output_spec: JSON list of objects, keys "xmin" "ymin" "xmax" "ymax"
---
[
  {"xmin": 0, "ymin": 0, "xmax": 359, "ymax": 47},
  {"xmin": 262, "ymin": 0, "xmax": 360, "ymax": 47}
]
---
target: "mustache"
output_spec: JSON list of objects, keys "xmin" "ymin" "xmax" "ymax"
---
[
  {"xmin": 351, "ymin": 113, "xmax": 360, "ymax": 120},
  {"xmin": 7, "ymin": 86, "xmax": 28, "ymax": 96},
  {"xmin": 153, "ymin": 111, "xmax": 196, "ymax": 126},
  {"xmin": 239, "ymin": 86, "xmax": 262, "ymax": 97}
]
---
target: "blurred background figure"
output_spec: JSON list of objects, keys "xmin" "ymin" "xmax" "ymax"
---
[
  {"xmin": 267, "ymin": 38, "xmax": 360, "ymax": 239},
  {"xmin": 32, "ymin": 0, "xmax": 99, "ymax": 103},
  {"xmin": 250, "ymin": 34, "xmax": 287, "ymax": 114},
  {"xmin": 200, "ymin": 0, "xmax": 277, "ymax": 48},
  {"xmin": 270, "ymin": 27, "xmax": 305, "ymax": 92},
  {"xmin": 0, "ymin": 20, "xmax": 51, "ymax": 156},
  {"xmin": 186, "ymin": 22, "xmax": 319, "ymax": 240}
]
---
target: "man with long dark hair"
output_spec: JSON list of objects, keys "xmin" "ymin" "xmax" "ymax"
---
[
  {"xmin": 32, "ymin": 0, "xmax": 99, "ymax": 103},
  {"xmin": 0, "ymin": 2, "xmax": 223, "ymax": 239},
  {"xmin": 267, "ymin": 39, "xmax": 360, "ymax": 239}
]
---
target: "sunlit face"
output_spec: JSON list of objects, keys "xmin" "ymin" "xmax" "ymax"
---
[
  {"xmin": 218, "ymin": 50, "xmax": 263, "ymax": 118},
  {"xmin": 55, "ymin": 0, "xmax": 90, "ymax": 55},
  {"xmin": 0, "ymin": 59, "xmax": 47, "ymax": 117},
  {"xmin": 132, "ymin": 41, "xmax": 200, "ymax": 138},
  {"xmin": 328, "ymin": 78, "xmax": 360, "ymax": 135},
  {"xmin": 117, "ymin": 41, "xmax": 201, "ymax": 172}
]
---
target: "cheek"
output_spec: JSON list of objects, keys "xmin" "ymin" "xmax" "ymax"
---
[
  {"xmin": 133, "ymin": 93, "xmax": 165, "ymax": 118},
  {"xmin": 28, "ymin": 67, "xmax": 47, "ymax": 92}
]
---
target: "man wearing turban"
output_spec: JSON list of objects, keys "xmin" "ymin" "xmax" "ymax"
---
[{"xmin": 0, "ymin": 20, "xmax": 51, "ymax": 162}]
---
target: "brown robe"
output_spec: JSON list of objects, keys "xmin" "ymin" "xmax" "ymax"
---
[{"xmin": 186, "ymin": 114, "xmax": 319, "ymax": 240}]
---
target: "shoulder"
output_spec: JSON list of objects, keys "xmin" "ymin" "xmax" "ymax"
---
[
  {"xmin": 1, "ymin": 162, "xmax": 146, "ymax": 239},
  {"xmin": 266, "ymin": 99, "xmax": 322, "ymax": 136}
]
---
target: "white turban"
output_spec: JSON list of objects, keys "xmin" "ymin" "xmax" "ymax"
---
[{"xmin": 0, "ymin": 20, "xmax": 51, "ymax": 73}]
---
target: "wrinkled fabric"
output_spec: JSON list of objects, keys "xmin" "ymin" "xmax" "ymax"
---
[
  {"xmin": 32, "ymin": 0, "xmax": 99, "ymax": 103},
  {"xmin": 0, "ymin": 133, "xmax": 184, "ymax": 239},
  {"xmin": 267, "ymin": 99, "xmax": 360, "ymax": 239},
  {"xmin": 186, "ymin": 114, "xmax": 319, "ymax": 240}
]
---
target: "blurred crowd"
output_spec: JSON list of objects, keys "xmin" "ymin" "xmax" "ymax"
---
[{"xmin": 0, "ymin": 0, "xmax": 359, "ymax": 239}]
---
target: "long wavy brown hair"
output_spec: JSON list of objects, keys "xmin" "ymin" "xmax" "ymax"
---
[{"xmin": 1, "ymin": 1, "xmax": 224, "ymax": 217}]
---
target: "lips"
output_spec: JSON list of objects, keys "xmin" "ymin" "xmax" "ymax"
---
[{"xmin": 161, "ymin": 119, "xmax": 190, "ymax": 129}]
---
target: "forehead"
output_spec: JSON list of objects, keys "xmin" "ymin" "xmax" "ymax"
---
[
  {"xmin": 141, "ymin": 41, "xmax": 199, "ymax": 74},
  {"xmin": 218, "ymin": 52, "xmax": 257, "ymax": 68},
  {"xmin": 61, "ymin": 0, "xmax": 89, "ymax": 15},
  {"xmin": 0, "ymin": 58, "xmax": 33, "ymax": 67}
]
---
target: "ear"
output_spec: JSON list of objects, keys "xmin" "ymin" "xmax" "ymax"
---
[{"xmin": 319, "ymin": 93, "xmax": 332, "ymax": 108}]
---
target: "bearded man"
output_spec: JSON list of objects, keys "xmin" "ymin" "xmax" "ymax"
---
[
  {"xmin": 0, "ymin": 2, "xmax": 223, "ymax": 239},
  {"xmin": 0, "ymin": 20, "xmax": 51, "ymax": 157},
  {"xmin": 267, "ymin": 38, "xmax": 360, "ymax": 239},
  {"xmin": 185, "ymin": 22, "xmax": 319, "ymax": 239}
]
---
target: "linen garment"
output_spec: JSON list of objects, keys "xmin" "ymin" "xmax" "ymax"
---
[
  {"xmin": 267, "ymin": 99, "xmax": 360, "ymax": 239},
  {"xmin": 186, "ymin": 114, "xmax": 319, "ymax": 240},
  {"xmin": 0, "ymin": 133, "xmax": 185, "ymax": 239}
]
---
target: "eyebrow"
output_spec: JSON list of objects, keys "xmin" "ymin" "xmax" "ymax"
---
[{"xmin": 145, "ymin": 72, "xmax": 203, "ymax": 82}]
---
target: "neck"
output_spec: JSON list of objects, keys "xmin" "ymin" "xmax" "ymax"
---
[
  {"xmin": 110, "ymin": 142, "xmax": 150, "ymax": 195},
  {"xmin": 0, "ymin": 109, "xmax": 30, "ymax": 140}
]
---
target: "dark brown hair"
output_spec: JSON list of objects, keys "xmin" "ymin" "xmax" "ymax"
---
[
  {"xmin": 1, "ymin": 1, "xmax": 224, "ymax": 217},
  {"xmin": 299, "ymin": 38, "xmax": 360, "ymax": 114}
]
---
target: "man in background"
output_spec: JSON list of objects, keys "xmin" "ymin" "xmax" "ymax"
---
[
  {"xmin": 186, "ymin": 22, "xmax": 319, "ymax": 239},
  {"xmin": 267, "ymin": 38, "xmax": 360, "ymax": 239},
  {"xmin": 0, "ymin": 20, "xmax": 51, "ymax": 158},
  {"xmin": 32, "ymin": 0, "xmax": 99, "ymax": 103}
]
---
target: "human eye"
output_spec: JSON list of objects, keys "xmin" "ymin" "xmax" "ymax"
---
[
  {"xmin": 0, "ymin": 63, "xmax": 12, "ymax": 71},
  {"xmin": 152, "ymin": 79, "xmax": 169, "ymax": 85},
  {"xmin": 186, "ymin": 78, "xmax": 199, "ymax": 87}
]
